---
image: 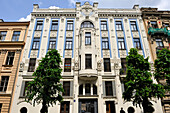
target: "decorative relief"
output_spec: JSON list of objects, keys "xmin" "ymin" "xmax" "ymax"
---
[
  {"xmin": 50, "ymin": 31, "xmax": 57, "ymax": 37},
  {"xmin": 16, "ymin": 49, "xmax": 21, "ymax": 54},
  {"xmin": 74, "ymin": 60, "xmax": 79, "ymax": 71},
  {"xmin": 19, "ymin": 62, "xmax": 24, "ymax": 72},
  {"xmin": 119, "ymin": 50, "xmax": 127, "ymax": 58},
  {"xmin": 112, "ymin": 49, "xmax": 117, "ymax": 58},
  {"xmin": 41, "ymin": 49, "xmax": 45, "ymax": 57},
  {"xmin": 138, "ymin": 50, "xmax": 143, "ymax": 56},
  {"xmin": 97, "ymin": 60, "xmax": 102, "ymax": 71},
  {"xmin": 117, "ymin": 31, "xmax": 124, "ymax": 37},
  {"xmin": 30, "ymin": 50, "xmax": 38, "ymax": 58},
  {"xmin": 65, "ymin": 50, "xmax": 72, "ymax": 57},
  {"xmin": 103, "ymin": 50, "xmax": 110, "ymax": 58},
  {"xmin": 1, "ymin": 49, "xmax": 7, "ymax": 54},
  {"xmin": 34, "ymin": 31, "xmax": 41, "ymax": 37},
  {"xmin": 101, "ymin": 31, "xmax": 108, "ymax": 37}
]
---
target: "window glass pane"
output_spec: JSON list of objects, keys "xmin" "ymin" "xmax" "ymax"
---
[
  {"xmin": 36, "ymin": 21, "xmax": 43, "ymax": 30},
  {"xmin": 32, "ymin": 37, "xmax": 40, "ymax": 50},
  {"xmin": 65, "ymin": 37, "xmax": 72, "ymax": 49},
  {"xmin": 85, "ymin": 54, "xmax": 92, "ymax": 69},
  {"xmin": 102, "ymin": 37, "xmax": 109, "ymax": 49},
  {"xmin": 85, "ymin": 84, "xmax": 91, "ymax": 95},
  {"xmin": 130, "ymin": 21, "xmax": 137, "ymax": 31},
  {"xmin": 85, "ymin": 32, "xmax": 91, "ymax": 45},
  {"xmin": 101, "ymin": 21, "xmax": 107, "ymax": 30},
  {"xmin": 0, "ymin": 76, "xmax": 9, "ymax": 92},
  {"xmin": 67, "ymin": 21, "xmax": 73, "ymax": 30},
  {"xmin": 51, "ymin": 20, "xmax": 58, "ymax": 30},
  {"xmin": 0, "ymin": 31, "xmax": 7, "ymax": 41},
  {"xmin": 104, "ymin": 58, "xmax": 111, "ymax": 72},
  {"xmin": 12, "ymin": 31, "xmax": 20, "ymax": 41},
  {"xmin": 105, "ymin": 81, "xmax": 113, "ymax": 96},
  {"xmin": 64, "ymin": 58, "xmax": 71, "ymax": 72},
  {"xmin": 6, "ymin": 52, "xmax": 15, "ymax": 65},
  {"xmin": 28, "ymin": 58, "xmax": 36, "ymax": 72},
  {"xmin": 63, "ymin": 81, "xmax": 70, "ymax": 96}
]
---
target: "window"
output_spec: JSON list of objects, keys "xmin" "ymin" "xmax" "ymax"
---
[
  {"xmin": 48, "ymin": 37, "xmax": 56, "ymax": 49},
  {"xmin": 32, "ymin": 37, "xmax": 40, "ymax": 50},
  {"xmin": 116, "ymin": 21, "xmax": 123, "ymax": 31},
  {"xmin": 0, "ymin": 76, "xmax": 9, "ymax": 92},
  {"xmin": 12, "ymin": 31, "xmax": 20, "ymax": 41},
  {"xmin": 105, "ymin": 81, "xmax": 113, "ymax": 96},
  {"xmin": 81, "ymin": 21, "xmax": 94, "ymax": 28},
  {"xmin": 23, "ymin": 81, "xmax": 29, "ymax": 96},
  {"xmin": 79, "ymin": 84, "xmax": 83, "ymax": 95},
  {"xmin": 101, "ymin": 21, "xmax": 107, "ymax": 30},
  {"xmin": 133, "ymin": 38, "xmax": 141, "ymax": 49},
  {"xmin": 121, "ymin": 58, "xmax": 126, "ymax": 75},
  {"xmin": 104, "ymin": 58, "xmax": 111, "ymax": 72},
  {"xmin": 151, "ymin": 21, "xmax": 157, "ymax": 28},
  {"xmin": 60, "ymin": 101, "xmax": 70, "ymax": 113},
  {"xmin": 36, "ymin": 21, "xmax": 43, "ymax": 30},
  {"xmin": 102, "ymin": 37, "xmax": 109, "ymax": 49},
  {"xmin": 85, "ymin": 84, "xmax": 91, "ymax": 95},
  {"xmin": 130, "ymin": 21, "xmax": 137, "ymax": 31},
  {"xmin": 0, "ymin": 103, "xmax": 2, "ymax": 113},
  {"xmin": 85, "ymin": 54, "xmax": 92, "ymax": 69},
  {"xmin": 156, "ymin": 39, "xmax": 164, "ymax": 47},
  {"xmin": 6, "ymin": 52, "xmax": 15, "ymax": 65},
  {"xmin": 51, "ymin": 20, "xmax": 58, "ymax": 30},
  {"xmin": 64, "ymin": 58, "xmax": 71, "ymax": 72},
  {"xmin": 63, "ymin": 81, "xmax": 70, "ymax": 96},
  {"xmin": 93, "ymin": 84, "xmax": 97, "ymax": 95},
  {"xmin": 85, "ymin": 32, "xmax": 91, "ymax": 45},
  {"xmin": 0, "ymin": 31, "xmax": 7, "ymax": 41},
  {"xmin": 28, "ymin": 58, "xmax": 36, "ymax": 72},
  {"xmin": 118, "ymin": 38, "xmax": 125, "ymax": 50},
  {"xmin": 67, "ymin": 21, "xmax": 73, "ymax": 31},
  {"xmin": 65, "ymin": 37, "xmax": 72, "ymax": 50}
]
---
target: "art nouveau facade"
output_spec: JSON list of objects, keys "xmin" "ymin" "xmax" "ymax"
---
[
  {"xmin": 11, "ymin": 2, "xmax": 163, "ymax": 113},
  {"xmin": 0, "ymin": 20, "xmax": 29, "ymax": 113}
]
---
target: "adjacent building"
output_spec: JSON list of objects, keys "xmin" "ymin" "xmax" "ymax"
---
[
  {"xmin": 11, "ymin": 2, "xmax": 163, "ymax": 113},
  {"xmin": 141, "ymin": 7, "xmax": 170, "ymax": 113},
  {"xmin": 0, "ymin": 20, "xmax": 29, "ymax": 113}
]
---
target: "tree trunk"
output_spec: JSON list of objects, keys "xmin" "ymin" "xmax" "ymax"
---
[{"xmin": 40, "ymin": 100, "xmax": 48, "ymax": 113}]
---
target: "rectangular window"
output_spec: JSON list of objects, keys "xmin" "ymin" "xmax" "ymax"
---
[
  {"xmin": 130, "ymin": 21, "xmax": 138, "ymax": 31},
  {"xmin": 65, "ymin": 37, "xmax": 72, "ymax": 50},
  {"xmin": 64, "ymin": 58, "xmax": 71, "ymax": 72},
  {"xmin": 118, "ymin": 38, "xmax": 125, "ymax": 50},
  {"xmin": 28, "ymin": 58, "xmax": 36, "ymax": 72},
  {"xmin": 36, "ymin": 21, "xmax": 43, "ymax": 30},
  {"xmin": 60, "ymin": 101, "xmax": 70, "ymax": 113},
  {"xmin": 6, "ymin": 52, "xmax": 15, "ymax": 65},
  {"xmin": 51, "ymin": 20, "xmax": 58, "ymax": 31},
  {"xmin": 151, "ymin": 21, "xmax": 157, "ymax": 28},
  {"xmin": 85, "ymin": 32, "xmax": 91, "ymax": 45},
  {"xmin": 101, "ymin": 21, "xmax": 107, "ymax": 30},
  {"xmin": 85, "ymin": 54, "xmax": 92, "ymax": 69},
  {"xmin": 63, "ymin": 81, "xmax": 70, "ymax": 96},
  {"xmin": 0, "ymin": 103, "xmax": 2, "ymax": 113},
  {"xmin": 0, "ymin": 76, "xmax": 9, "ymax": 92},
  {"xmin": 102, "ymin": 37, "xmax": 109, "ymax": 49},
  {"xmin": 116, "ymin": 21, "xmax": 123, "ymax": 31},
  {"xmin": 85, "ymin": 84, "xmax": 91, "ymax": 95},
  {"xmin": 105, "ymin": 81, "xmax": 113, "ymax": 96},
  {"xmin": 48, "ymin": 37, "xmax": 56, "ymax": 49},
  {"xmin": 121, "ymin": 58, "xmax": 126, "ymax": 75},
  {"xmin": 67, "ymin": 21, "xmax": 73, "ymax": 31},
  {"xmin": 133, "ymin": 38, "xmax": 141, "ymax": 49},
  {"xmin": 0, "ymin": 31, "xmax": 7, "ymax": 41},
  {"xmin": 12, "ymin": 31, "xmax": 20, "ymax": 41},
  {"xmin": 32, "ymin": 37, "xmax": 40, "ymax": 50},
  {"xmin": 23, "ymin": 81, "xmax": 29, "ymax": 96},
  {"xmin": 104, "ymin": 58, "xmax": 111, "ymax": 72},
  {"xmin": 156, "ymin": 39, "xmax": 164, "ymax": 47}
]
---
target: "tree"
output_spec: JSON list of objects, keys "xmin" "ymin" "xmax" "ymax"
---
[
  {"xmin": 25, "ymin": 49, "xmax": 64, "ymax": 113},
  {"xmin": 123, "ymin": 48, "xmax": 165, "ymax": 113},
  {"xmin": 154, "ymin": 48, "xmax": 170, "ymax": 91}
]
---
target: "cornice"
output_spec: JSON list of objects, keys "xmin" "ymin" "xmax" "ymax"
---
[
  {"xmin": 0, "ymin": 41, "xmax": 25, "ymax": 46},
  {"xmin": 0, "ymin": 22, "xmax": 30, "ymax": 26}
]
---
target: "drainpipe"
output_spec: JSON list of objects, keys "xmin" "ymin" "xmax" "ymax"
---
[{"xmin": 8, "ymin": 24, "xmax": 28, "ymax": 113}]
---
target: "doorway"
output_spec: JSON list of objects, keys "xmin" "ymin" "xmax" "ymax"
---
[
  {"xmin": 79, "ymin": 99, "xmax": 98, "ymax": 113},
  {"xmin": 106, "ymin": 101, "xmax": 116, "ymax": 113}
]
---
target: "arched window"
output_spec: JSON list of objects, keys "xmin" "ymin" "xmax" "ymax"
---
[
  {"xmin": 79, "ymin": 84, "xmax": 83, "ymax": 95},
  {"xmin": 93, "ymin": 84, "xmax": 97, "ymax": 95},
  {"xmin": 20, "ymin": 107, "xmax": 27, "ymax": 113},
  {"xmin": 81, "ymin": 21, "xmax": 94, "ymax": 28},
  {"xmin": 127, "ymin": 107, "xmax": 135, "ymax": 113}
]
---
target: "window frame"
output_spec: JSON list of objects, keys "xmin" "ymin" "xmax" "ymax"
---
[
  {"xmin": 101, "ymin": 21, "xmax": 107, "ymax": 31},
  {"xmin": 116, "ymin": 21, "xmax": 123, "ymax": 31},
  {"xmin": 65, "ymin": 37, "xmax": 73, "ymax": 50},
  {"xmin": 0, "ymin": 31, "xmax": 7, "ymax": 41},
  {"xmin": 63, "ymin": 81, "xmax": 70, "ymax": 96},
  {"xmin": 48, "ymin": 37, "xmax": 56, "ymax": 50},
  {"xmin": 0, "ymin": 76, "xmax": 9, "ymax": 92},
  {"xmin": 51, "ymin": 20, "xmax": 58, "ymax": 31},
  {"xmin": 66, "ymin": 21, "xmax": 73, "ymax": 31},
  {"xmin": 12, "ymin": 31, "xmax": 20, "ymax": 41},
  {"xmin": 32, "ymin": 37, "xmax": 40, "ymax": 50},
  {"xmin": 118, "ymin": 38, "xmax": 126, "ymax": 50},
  {"xmin": 102, "ymin": 37, "xmax": 109, "ymax": 50},
  {"xmin": 85, "ymin": 54, "xmax": 92, "ymax": 69},
  {"xmin": 130, "ymin": 21, "xmax": 138, "ymax": 31},
  {"xmin": 133, "ymin": 38, "xmax": 141, "ymax": 49},
  {"xmin": 5, "ymin": 52, "xmax": 15, "ymax": 65},
  {"xmin": 105, "ymin": 81, "xmax": 113, "ymax": 96},
  {"xmin": 85, "ymin": 32, "xmax": 91, "ymax": 45},
  {"xmin": 104, "ymin": 58, "xmax": 111, "ymax": 72},
  {"xmin": 81, "ymin": 21, "xmax": 94, "ymax": 28},
  {"xmin": 36, "ymin": 21, "xmax": 43, "ymax": 31},
  {"xmin": 155, "ymin": 38, "xmax": 164, "ymax": 47},
  {"xmin": 28, "ymin": 58, "xmax": 36, "ymax": 72},
  {"xmin": 64, "ymin": 58, "xmax": 71, "ymax": 72}
]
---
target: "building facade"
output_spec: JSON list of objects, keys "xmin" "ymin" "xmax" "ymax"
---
[
  {"xmin": 141, "ymin": 8, "xmax": 170, "ymax": 113},
  {"xmin": 0, "ymin": 20, "xmax": 29, "ymax": 113},
  {"xmin": 12, "ymin": 2, "xmax": 163, "ymax": 113}
]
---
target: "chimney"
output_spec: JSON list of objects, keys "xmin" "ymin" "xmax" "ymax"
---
[
  {"xmin": 0, "ymin": 19, "xmax": 4, "ymax": 22},
  {"xmin": 33, "ymin": 4, "xmax": 39, "ymax": 11},
  {"xmin": 133, "ymin": 5, "xmax": 139, "ymax": 10}
]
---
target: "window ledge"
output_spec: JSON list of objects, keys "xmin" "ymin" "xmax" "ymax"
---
[
  {"xmin": 103, "ymin": 96, "xmax": 116, "ymax": 99},
  {"xmin": 2, "ymin": 65, "xmax": 13, "ymax": 67},
  {"xmin": 101, "ymin": 30, "xmax": 108, "ymax": 31},
  {"xmin": 35, "ymin": 30, "xmax": 42, "ymax": 31},
  {"xmin": 66, "ymin": 30, "xmax": 73, "ymax": 31},
  {"xmin": 0, "ymin": 92, "xmax": 11, "ymax": 96},
  {"xmin": 50, "ymin": 30, "xmax": 58, "ymax": 31},
  {"xmin": 62, "ymin": 96, "xmax": 73, "ymax": 99},
  {"xmin": 78, "ymin": 95, "xmax": 98, "ymax": 97},
  {"xmin": 119, "ymin": 49, "xmax": 126, "ymax": 50},
  {"xmin": 65, "ymin": 49, "xmax": 72, "ymax": 50}
]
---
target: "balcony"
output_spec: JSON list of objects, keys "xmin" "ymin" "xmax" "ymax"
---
[{"xmin": 148, "ymin": 27, "xmax": 170, "ymax": 38}]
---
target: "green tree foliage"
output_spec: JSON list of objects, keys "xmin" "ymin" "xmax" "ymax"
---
[
  {"xmin": 154, "ymin": 48, "xmax": 170, "ymax": 91},
  {"xmin": 123, "ymin": 48, "xmax": 164, "ymax": 113},
  {"xmin": 25, "ymin": 49, "xmax": 64, "ymax": 113}
]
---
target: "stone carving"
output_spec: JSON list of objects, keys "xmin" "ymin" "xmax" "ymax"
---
[
  {"xmin": 74, "ymin": 60, "xmax": 79, "ymax": 71},
  {"xmin": 97, "ymin": 60, "xmax": 102, "ymax": 71},
  {"xmin": 1, "ymin": 49, "xmax": 7, "ymax": 54},
  {"xmin": 19, "ymin": 62, "xmax": 24, "ymax": 72}
]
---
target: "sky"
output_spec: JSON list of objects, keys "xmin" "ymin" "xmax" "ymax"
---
[{"xmin": 0, "ymin": 0, "xmax": 169, "ymax": 21}]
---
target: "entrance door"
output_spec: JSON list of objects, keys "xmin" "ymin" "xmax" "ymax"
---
[
  {"xmin": 60, "ymin": 101, "xmax": 70, "ymax": 113},
  {"xmin": 79, "ymin": 99, "xmax": 98, "ymax": 113},
  {"xmin": 106, "ymin": 101, "xmax": 115, "ymax": 113}
]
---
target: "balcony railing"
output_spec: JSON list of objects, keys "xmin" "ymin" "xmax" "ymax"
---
[{"xmin": 148, "ymin": 27, "xmax": 170, "ymax": 38}]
